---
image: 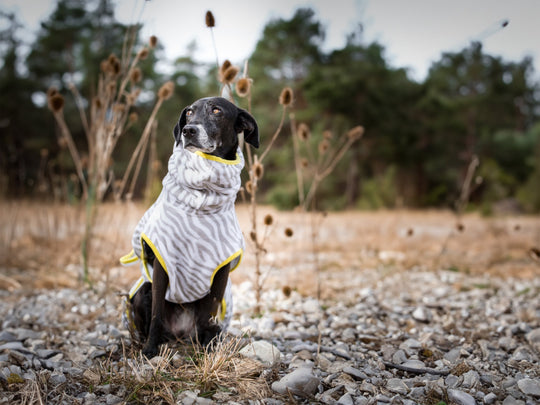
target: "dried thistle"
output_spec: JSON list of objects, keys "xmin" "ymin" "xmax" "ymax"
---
[
  {"xmin": 252, "ymin": 162, "xmax": 264, "ymax": 179},
  {"xmin": 130, "ymin": 67, "xmax": 142, "ymax": 83},
  {"xmin": 264, "ymin": 214, "xmax": 274, "ymax": 226},
  {"xmin": 137, "ymin": 47, "xmax": 149, "ymax": 60},
  {"xmin": 149, "ymin": 35, "xmax": 158, "ymax": 48},
  {"xmin": 221, "ymin": 66, "xmax": 239, "ymax": 84},
  {"xmin": 297, "ymin": 123, "xmax": 310, "ymax": 141},
  {"xmin": 48, "ymin": 93, "xmax": 64, "ymax": 113},
  {"xmin": 220, "ymin": 60, "xmax": 232, "ymax": 74},
  {"xmin": 245, "ymin": 180, "xmax": 254, "ymax": 194},
  {"xmin": 205, "ymin": 11, "xmax": 215, "ymax": 27},
  {"xmin": 113, "ymin": 103, "xmax": 126, "ymax": 114},
  {"xmin": 47, "ymin": 87, "xmax": 58, "ymax": 98},
  {"xmin": 282, "ymin": 286, "xmax": 292, "ymax": 297},
  {"xmin": 279, "ymin": 87, "xmax": 293, "ymax": 107},
  {"xmin": 129, "ymin": 112, "xmax": 139, "ymax": 123},
  {"xmin": 347, "ymin": 125, "xmax": 365, "ymax": 140},
  {"xmin": 236, "ymin": 78, "xmax": 251, "ymax": 97},
  {"xmin": 284, "ymin": 228, "xmax": 294, "ymax": 237},
  {"xmin": 158, "ymin": 81, "xmax": 174, "ymax": 100},
  {"xmin": 318, "ymin": 139, "xmax": 330, "ymax": 155}
]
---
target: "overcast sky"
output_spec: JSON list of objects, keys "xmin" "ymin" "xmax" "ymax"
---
[{"xmin": 2, "ymin": 0, "xmax": 540, "ymax": 81}]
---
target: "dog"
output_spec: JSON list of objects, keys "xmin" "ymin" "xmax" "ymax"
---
[{"xmin": 120, "ymin": 97, "xmax": 258, "ymax": 358}]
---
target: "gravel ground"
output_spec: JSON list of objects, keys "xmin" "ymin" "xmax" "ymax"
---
[{"xmin": 1, "ymin": 267, "xmax": 539, "ymax": 404}]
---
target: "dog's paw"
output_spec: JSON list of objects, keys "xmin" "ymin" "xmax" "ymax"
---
[
  {"xmin": 142, "ymin": 344, "xmax": 160, "ymax": 359},
  {"xmin": 198, "ymin": 323, "xmax": 222, "ymax": 348}
]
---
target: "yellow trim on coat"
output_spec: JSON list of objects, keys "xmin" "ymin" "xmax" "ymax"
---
[
  {"xmin": 120, "ymin": 250, "xmax": 139, "ymax": 265},
  {"xmin": 140, "ymin": 232, "xmax": 169, "ymax": 281},
  {"xmin": 209, "ymin": 249, "xmax": 243, "ymax": 286},
  {"xmin": 195, "ymin": 150, "xmax": 240, "ymax": 165}
]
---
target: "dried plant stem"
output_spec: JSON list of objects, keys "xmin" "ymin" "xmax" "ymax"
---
[
  {"xmin": 117, "ymin": 96, "xmax": 164, "ymax": 199},
  {"xmin": 68, "ymin": 82, "xmax": 92, "ymax": 156},
  {"xmin": 259, "ymin": 106, "xmax": 287, "ymax": 163},
  {"xmin": 52, "ymin": 111, "xmax": 88, "ymax": 198},
  {"xmin": 290, "ymin": 113, "xmax": 305, "ymax": 206},
  {"xmin": 436, "ymin": 155, "xmax": 480, "ymax": 263},
  {"xmin": 303, "ymin": 135, "xmax": 359, "ymax": 210}
]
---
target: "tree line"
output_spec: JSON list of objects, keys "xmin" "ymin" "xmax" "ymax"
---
[{"xmin": 1, "ymin": 1, "xmax": 539, "ymax": 212}]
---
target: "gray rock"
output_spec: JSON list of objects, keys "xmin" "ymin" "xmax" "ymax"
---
[
  {"xmin": 412, "ymin": 306, "xmax": 433, "ymax": 323},
  {"xmin": 342, "ymin": 365, "xmax": 368, "ymax": 380},
  {"xmin": 483, "ymin": 392, "xmax": 497, "ymax": 404},
  {"xmin": 392, "ymin": 349, "xmax": 407, "ymax": 364},
  {"xmin": 525, "ymin": 328, "xmax": 540, "ymax": 348},
  {"xmin": 386, "ymin": 378, "xmax": 409, "ymax": 395},
  {"xmin": 0, "ymin": 331, "xmax": 17, "ymax": 342},
  {"xmin": 517, "ymin": 378, "xmax": 540, "ymax": 397},
  {"xmin": 337, "ymin": 392, "xmax": 354, "ymax": 405},
  {"xmin": 240, "ymin": 340, "xmax": 282, "ymax": 366},
  {"xmin": 461, "ymin": 370, "xmax": 480, "ymax": 389},
  {"xmin": 271, "ymin": 367, "xmax": 320, "ymax": 396},
  {"xmin": 49, "ymin": 372, "xmax": 67, "ymax": 385},
  {"xmin": 502, "ymin": 395, "xmax": 525, "ymax": 405},
  {"xmin": 448, "ymin": 389, "xmax": 476, "ymax": 405},
  {"xmin": 400, "ymin": 359, "xmax": 426, "ymax": 371}
]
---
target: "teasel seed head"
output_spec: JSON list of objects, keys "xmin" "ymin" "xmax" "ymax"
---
[
  {"xmin": 323, "ymin": 130, "xmax": 333, "ymax": 140},
  {"xmin": 47, "ymin": 87, "xmax": 58, "ymax": 98},
  {"xmin": 158, "ymin": 81, "xmax": 174, "ymax": 100},
  {"xmin": 284, "ymin": 228, "xmax": 294, "ymax": 237},
  {"xmin": 205, "ymin": 11, "xmax": 215, "ymax": 27},
  {"xmin": 301, "ymin": 158, "xmax": 309, "ymax": 169},
  {"xmin": 129, "ymin": 112, "xmax": 139, "ymax": 123},
  {"xmin": 137, "ymin": 47, "xmax": 149, "ymax": 60},
  {"xmin": 107, "ymin": 82, "xmax": 117, "ymax": 95},
  {"xmin": 529, "ymin": 247, "xmax": 540, "ymax": 262},
  {"xmin": 282, "ymin": 285, "xmax": 292, "ymax": 297},
  {"xmin": 235, "ymin": 77, "xmax": 251, "ymax": 97},
  {"xmin": 279, "ymin": 87, "xmax": 294, "ymax": 107},
  {"xmin": 113, "ymin": 103, "xmax": 126, "ymax": 114},
  {"xmin": 220, "ymin": 59, "xmax": 232, "ymax": 73},
  {"xmin": 456, "ymin": 222, "xmax": 465, "ymax": 232},
  {"xmin": 297, "ymin": 123, "xmax": 310, "ymax": 141},
  {"xmin": 245, "ymin": 180, "xmax": 255, "ymax": 194},
  {"xmin": 93, "ymin": 96, "xmax": 102, "ymax": 110},
  {"xmin": 252, "ymin": 161, "xmax": 264, "ymax": 179},
  {"xmin": 149, "ymin": 35, "xmax": 158, "ymax": 48},
  {"xmin": 130, "ymin": 67, "xmax": 142, "ymax": 83},
  {"xmin": 220, "ymin": 65, "xmax": 239, "ymax": 84},
  {"xmin": 318, "ymin": 139, "xmax": 330, "ymax": 155},
  {"xmin": 347, "ymin": 125, "xmax": 365, "ymax": 140},
  {"xmin": 264, "ymin": 214, "xmax": 274, "ymax": 226},
  {"xmin": 48, "ymin": 93, "xmax": 64, "ymax": 113}
]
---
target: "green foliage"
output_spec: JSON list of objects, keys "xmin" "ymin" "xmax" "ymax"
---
[{"xmin": 357, "ymin": 166, "xmax": 398, "ymax": 209}]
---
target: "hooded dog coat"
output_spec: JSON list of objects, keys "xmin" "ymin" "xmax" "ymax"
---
[{"xmin": 121, "ymin": 142, "xmax": 245, "ymax": 328}]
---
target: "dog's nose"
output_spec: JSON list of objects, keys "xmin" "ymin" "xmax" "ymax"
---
[{"xmin": 182, "ymin": 125, "xmax": 197, "ymax": 137}]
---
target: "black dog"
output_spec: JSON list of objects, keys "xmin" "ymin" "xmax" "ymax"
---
[{"xmin": 123, "ymin": 97, "xmax": 258, "ymax": 358}]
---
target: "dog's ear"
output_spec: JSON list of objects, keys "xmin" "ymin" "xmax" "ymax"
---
[
  {"xmin": 173, "ymin": 107, "xmax": 188, "ymax": 146},
  {"xmin": 235, "ymin": 109, "xmax": 259, "ymax": 148}
]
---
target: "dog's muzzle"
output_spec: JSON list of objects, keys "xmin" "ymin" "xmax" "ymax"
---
[{"xmin": 182, "ymin": 124, "xmax": 215, "ymax": 152}]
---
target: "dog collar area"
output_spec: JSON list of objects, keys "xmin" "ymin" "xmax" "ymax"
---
[{"xmin": 194, "ymin": 150, "xmax": 241, "ymax": 165}]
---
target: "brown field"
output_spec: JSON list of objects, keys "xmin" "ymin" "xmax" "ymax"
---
[{"xmin": 1, "ymin": 201, "xmax": 538, "ymax": 297}]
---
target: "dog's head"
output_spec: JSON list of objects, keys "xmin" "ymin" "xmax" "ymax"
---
[{"xmin": 173, "ymin": 97, "xmax": 259, "ymax": 160}]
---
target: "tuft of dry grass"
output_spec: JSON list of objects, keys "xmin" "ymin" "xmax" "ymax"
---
[{"xmin": 81, "ymin": 337, "xmax": 270, "ymax": 403}]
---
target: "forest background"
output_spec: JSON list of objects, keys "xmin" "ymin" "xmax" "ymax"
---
[{"xmin": 1, "ymin": 0, "xmax": 540, "ymax": 213}]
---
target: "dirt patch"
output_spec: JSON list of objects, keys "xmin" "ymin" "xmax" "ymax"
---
[{"xmin": 1, "ymin": 201, "xmax": 538, "ymax": 296}]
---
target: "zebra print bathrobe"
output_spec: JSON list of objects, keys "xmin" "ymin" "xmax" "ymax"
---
[{"xmin": 121, "ymin": 142, "xmax": 245, "ymax": 328}]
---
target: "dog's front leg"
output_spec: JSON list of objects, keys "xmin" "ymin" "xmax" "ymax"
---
[{"xmin": 142, "ymin": 259, "xmax": 169, "ymax": 358}]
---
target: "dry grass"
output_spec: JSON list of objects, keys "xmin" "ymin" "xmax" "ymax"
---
[{"xmin": 0, "ymin": 201, "xmax": 538, "ymax": 295}]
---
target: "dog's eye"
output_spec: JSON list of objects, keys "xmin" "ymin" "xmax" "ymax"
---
[
  {"xmin": 212, "ymin": 107, "xmax": 221, "ymax": 115},
  {"xmin": 186, "ymin": 109, "xmax": 193, "ymax": 117}
]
